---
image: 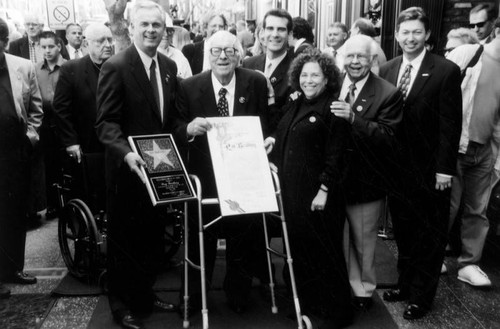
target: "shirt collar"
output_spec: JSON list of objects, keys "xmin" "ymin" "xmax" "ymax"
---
[
  {"xmin": 266, "ymin": 51, "xmax": 287, "ymax": 68},
  {"xmin": 41, "ymin": 56, "xmax": 65, "ymax": 71},
  {"xmin": 294, "ymin": 38, "xmax": 306, "ymax": 52},
  {"xmin": 341, "ymin": 72, "xmax": 370, "ymax": 99},
  {"xmin": 402, "ymin": 48, "xmax": 426, "ymax": 71},
  {"xmin": 211, "ymin": 71, "xmax": 236, "ymax": 97},
  {"xmin": 135, "ymin": 44, "xmax": 159, "ymax": 70}
]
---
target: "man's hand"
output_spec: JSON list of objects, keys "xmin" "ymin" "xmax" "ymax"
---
[
  {"xmin": 66, "ymin": 144, "xmax": 82, "ymax": 163},
  {"xmin": 435, "ymin": 174, "xmax": 452, "ymax": 191},
  {"xmin": 124, "ymin": 152, "xmax": 146, "ymax": 184},
  {"xmin": 264, "ymin": 137, "xmax": 275, "ymax": 154},
  {"xmin": 331, "ymin": 100, "xmax": 355, "ymax": 123},
  {"xmin": 187, "ymin": 117, "xmax": 212, "ymax": 137},
  {"xmin": 311, "ymin": 189, "xmax": 328, "ymax": 211}
]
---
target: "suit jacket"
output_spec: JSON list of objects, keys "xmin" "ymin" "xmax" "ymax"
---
[
  {"xmin": 53, "ymin": 55, "xmax": 102, "ymax": 153},
  {"xmin": 173, "ymin": 68, "xmax": 269, "ymax": 198},
  {"xmin": 379, "ymin": 51, "xmax": 462, "ymax": 185},
  {"xmin": 343, "ymin": 72, "xmax": 403, "ymax": 203},
  {"xmin": 294, "ymin": 42, "xmax": 313, "ymax": 58},
  {"xmin": 4, "ymin": 53, "xmax": 43, "ymax": 145},
  {"xmin": 95, "ymin": 45, "xmax": 178, "ymax": 187},
  {"xmin": 242, "ymin": 50, "xmax": 294, "ymax": 129},
  {"xmin": 9, "ymin": 36, "xmax": 70, "ymax": 61},
  {"xmin": 181, "ymin": 41, "xmax": 204, "ymax": 75}
]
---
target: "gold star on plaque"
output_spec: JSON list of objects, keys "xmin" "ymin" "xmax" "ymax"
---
[{"xmin": 145, "ymin": 140, "xmax": 173, "ymax": 169}]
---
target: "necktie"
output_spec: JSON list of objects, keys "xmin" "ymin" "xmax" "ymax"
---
[
  {"xmin": 217, "ymin": 88, "xmax": 229, "ymax": 117},
  {"xmin": 398, "ymin": 64, "xmax": 412, "ymax": 100},
  {"xmin": 264, "ymin": 62, "xmax": 273, "ymax": 78},
  {"xmin": 74, "ymin": 49, "xmax": 80, "ymax": 59},
  {"xmin": 149, "ymin": 60, "xmax": 161, "ymax": 118},
  {"xmin": 345, "ymin": 83, "xmax": 357, "ymax": 107},
  {"xmin": 29, "ymin": 41, "xmax": 37, "ymax": 63}
]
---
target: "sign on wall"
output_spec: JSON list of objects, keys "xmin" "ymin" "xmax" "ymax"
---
[{"xmin": 46, "ymin": 0, "xmax": 76, "ymax": 30}]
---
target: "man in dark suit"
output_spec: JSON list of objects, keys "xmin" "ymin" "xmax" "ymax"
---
[
  {"xmin": 9, "ymin": 13, "xmax": 69, "ymax": 62},
  {"xmin": 0, "ymin": 18, "xmax": 43, "ymax": 295},
  {"xmin": 331, "ymin": 34, "xmax": 403, "ymax": 311},
  {"xmin": 242, "ymin": 8, "xmax": 294, "ymax": 131},
  {"xmin": 379, "ymin": 7, "xmax": 462, "ymax": 320},
  {"xmin": 53, "ymin": 23, "xmax": 112, "ymax": 161},
  {"xmin": 181, "ymin": 13, "xmax": 227, "ymax": 75},
  {"xmin": 174, "ymin": 30, "xmax": 270, "ymax": 315},
  {"xmin": 289, "ymin": 16, "xmax": 314, "ymax": 57},
  {"xmin": 95, "ymin": 2, "xmax": 178, "ymax": 328}
]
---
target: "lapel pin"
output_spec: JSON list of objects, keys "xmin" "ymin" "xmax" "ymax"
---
[
  {"xmin": 422, "ymin": 73, "xmax": 429, "ymax": 77},
  {"xmin": 361, "ymin": 99, "xmax": 367, "ymax": 102},
  {"xmin": 270, "ymin": 77, "xmax": 277, "ymax": 84},
  {"xmin": 239, "ymin": 97, "xmax": 246, "ymax": 103},
  {"xmin": 165, "ymin": 74, "xmax": 170, "ymax": 83},
  {"xmin": 309, "ymin": 116, "xmax": 316, "ymax": 123},
  {"xmin": 356, "ymin": 105, "xmax": 363, "ymax": 112}
]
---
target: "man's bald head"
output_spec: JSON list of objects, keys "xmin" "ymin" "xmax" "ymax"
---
[{"xmin": 84, "ymin": 24, "xmax": 113, "ymax": 63}]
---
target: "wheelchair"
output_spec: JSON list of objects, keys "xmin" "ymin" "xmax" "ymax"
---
[{"xmin": 56, "ymin": 152, "xmax": 183, "ymax": 285}]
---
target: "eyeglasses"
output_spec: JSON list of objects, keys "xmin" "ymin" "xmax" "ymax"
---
[
  {"xmin": 25, "ymin": 23, "xmax": 40, "ymax": 27},
  {"xmin": 210, "ymin": 47, "xmax": 238, "ymax": 57},
  {"xmin": 469, "ymin": 21, "xmax": 487, "ymax": 29}
]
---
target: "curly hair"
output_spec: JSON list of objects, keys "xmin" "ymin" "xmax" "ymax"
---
[{"xmin": 288, "ymin": 48, "xmax": 341, "ymax": 94}]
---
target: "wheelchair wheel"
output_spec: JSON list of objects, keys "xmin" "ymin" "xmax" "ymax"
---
[{"xmin": 58, "ymin": 199, "xmax": 100, "ymax": 279}]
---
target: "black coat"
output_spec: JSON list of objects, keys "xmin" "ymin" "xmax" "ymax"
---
[
  {"xmin": 53, "ymin": 55, "xmax": 103, "ymax": 153},
  {"xmin": 181, "ymin": 41, "xmax": 204, "ymax": 75}
]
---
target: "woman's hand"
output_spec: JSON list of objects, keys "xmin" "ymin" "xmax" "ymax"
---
[{"xmin": 310, "ymin": 189, "xmax": 328, "ymax": 211}]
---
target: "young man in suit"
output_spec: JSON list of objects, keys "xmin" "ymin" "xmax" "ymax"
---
[
  {"xmin": 331, "ymin": 34, "xmax": 403, "ymax": 311},
  {"xmin": 65, "ymin": 23, "xmax": 86, "ymax": 59},
  {"xmin": 289, "ymin": 16, "xmax": 314, "ymax": 57},
  {"xmin": 0, "ymin": 18, "xmax": 43, "ymax": 293},
  {"xmin": 181, "ymin": 13, "xmax": 227, "ymax": 75},
  {"xmin": 242, "ymin": 8, "xmax": 294, "ymax": 131},
  {"xmin": 379, "ymin": 7, "xmax": 462, "ymax": 320},
  {"xmin": 95, "ymin": 2, "xmax": 178, "ymax": 328},
  {"xmin": 174, "ymin": 30, "xmax": 270, "ymax": 315}
]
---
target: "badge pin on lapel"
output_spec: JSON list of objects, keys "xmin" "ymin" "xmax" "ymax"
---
[
  {"xmin": 239, "ymin": 97, "xmax": 246, "ymax": 103},
  {"xmin": 309, "ymin": 116, "xmax": 316, "ymax": 123},
  {"xmin": 165, "ymin": 74, "xmax": 170, "ymax": 83},
  {"xmin": 356, "ymin": 105, "xmax": 363, "ymax": 112},
  {"xmin": 422, "ymin": 73, "xmax": 429, "ymax": 77},
  {"xmin": 270, "ymin": 77, "xmax": 276, "ymax": 84}
]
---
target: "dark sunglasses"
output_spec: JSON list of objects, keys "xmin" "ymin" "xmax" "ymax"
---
[{"xmin": 468, "ymin": 21, "xmax": 487, "ymax": 29}]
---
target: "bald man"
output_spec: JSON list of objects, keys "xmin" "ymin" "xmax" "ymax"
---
[{"xmin": 53, "ymin": 24, "xmax": 113, "ymax": 161}]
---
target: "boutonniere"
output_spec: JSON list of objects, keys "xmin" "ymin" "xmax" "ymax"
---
[
  {"xmin": 165, "ymin": 74, "xmax": 170, "ymax": 84},
  {"xmin": 289, "ymin": 91, "xmax": 302, "ymax": 101}
]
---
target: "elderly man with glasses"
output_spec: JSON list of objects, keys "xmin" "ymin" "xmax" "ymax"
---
[
  {"xmin": 9, "ymin": 13, "xmax": 69, "ymax": 62},
  {"xmin": 173, "ymin": 30, "xmax": 271, "ymax": 316}
]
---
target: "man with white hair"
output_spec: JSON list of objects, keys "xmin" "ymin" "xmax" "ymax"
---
[
  {"xmin": 95, "ymin": 2, "xmax": 179, "ymax": 328},
  {"xmin": 331, "ymin": 34, "xmax": 403, "ymax": 311},
  {"xmin": 9, "ymin": 13, "xmax": 69, "ymax": 62},
  {"xmin": 174, "ymin": 30, "xmax": 270, "ymax": 315},
  {"xmin": 54, "ymin": 23, "xmax": 113, "ymax": 163}
]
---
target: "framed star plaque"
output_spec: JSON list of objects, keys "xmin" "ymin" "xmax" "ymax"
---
[{"xmin": 128, "ymin": 134, "xmax": 196, "ymax": 206}]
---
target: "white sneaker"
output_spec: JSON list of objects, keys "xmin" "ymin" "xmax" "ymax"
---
[
  {"xmin": 441, "ymin": 263, "xmax": 448, "ymax": 274},
  {"xmin": 457, "ymin": 265, "xmax": 492, "ymax": 287}
]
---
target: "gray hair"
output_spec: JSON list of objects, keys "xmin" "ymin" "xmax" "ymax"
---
[
  {"xmin": 206, "ymin": 30, "xmax": 244, "ymax": 64},
  {"xmin": 130, "ymin": 0, "xmax": 166, "ymax": 25},
  {"xmin": 344, "ymin": 34, "xmax": 378, "ymax": 57}
]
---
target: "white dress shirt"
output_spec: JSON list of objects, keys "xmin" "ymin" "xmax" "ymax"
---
[
  {"xmin": 264, "ymin": 51, "xmax": 287, "ymax": 78},
  {"xmin": 339, "ymin": 74, "xmax": 370, "ymax": 103},
  {"xmin": 211, "ymin": 72, "xmax": 236, "ymax": 116},
  {"xmin": 397, "ymin": 48, "xmax": 426, "ymax": 95}
]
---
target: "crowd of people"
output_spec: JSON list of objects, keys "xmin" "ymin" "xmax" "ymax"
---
[{"xmin": 0, "ymin": 2, "xmax": 499, "ymax": 329}]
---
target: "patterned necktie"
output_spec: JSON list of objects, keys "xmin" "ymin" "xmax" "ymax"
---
[
  {"xmin": 149, "ymin": 60, "xmax": 161, "ymax": 119},
  {"xmin": 29, "ymin": 41, "xmax": 37, "ymax": 63},
  {"xmin": 74, "ymin": 49, "xmax": 80, "ymax": 59},
  {"xmin": 217, "ymin": 88, "xmax": 229, "ymax": 117},
  {"xmin": 398, "ymin": 64, "xmax": 412, "ymax": 100},
  {"xmin": 345, "ymin": 83, "xmax": 357, "ymax": 107}
]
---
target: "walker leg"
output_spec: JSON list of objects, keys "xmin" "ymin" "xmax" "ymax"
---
[
  {"xmin": 183, "ymin": 202, "xmax": 190, "ymax": 328},
  {"xmin": 262, "ymin": 214, "xmax": 278, "ymax": 313}
]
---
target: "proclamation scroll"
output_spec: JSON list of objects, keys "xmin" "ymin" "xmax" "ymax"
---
[
  {"xmin": 206, "ymin": 116, "xmax": 278, "ymax": 217},
  {"xmin": 128, "ymin": 134, "xmax": 196, "ymax": 206}
]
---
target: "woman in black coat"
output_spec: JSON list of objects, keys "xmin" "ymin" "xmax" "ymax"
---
[{"xmin": 266, "ymin": 48, "xmax": 353, "ymax": 329}]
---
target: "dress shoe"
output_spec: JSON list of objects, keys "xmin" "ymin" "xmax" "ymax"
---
[
  {"xmin": 0, "ymin": 282, "xmax": 11, "ymax": 299},
  {"xmin": 352, "ymin": 296, "xmax": 373, "ymax": 311},
  {"xmin": 383, "ymin": 288, "xmax": 409, "ymax": 302},
  {"xmin": 113, "ymin": 311, "xmax": 143, "ymax": 329},
  {"xmin": 2, "ymin": 271, "xmax": 37, "ymax": 285},
  {"xmin": 153, "ymin": 296, "xmax": 177, "ymax": 312},
  {"xmin": 403, "ymin": 303, "xmax": 429, "ymax": 320}
]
